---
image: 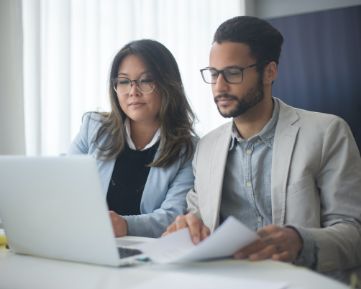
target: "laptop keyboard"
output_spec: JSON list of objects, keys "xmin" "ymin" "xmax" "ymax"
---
[{"xmin": 118, "ymin": 247, "xmax": 142, "ymax": 259}]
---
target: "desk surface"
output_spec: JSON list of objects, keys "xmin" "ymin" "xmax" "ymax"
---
[{"xmin": 0, "ymin": 249, "xmax": 347, "ymax": 289}]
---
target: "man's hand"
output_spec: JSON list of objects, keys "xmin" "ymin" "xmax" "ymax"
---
[
  {"xmin": 234, "ymin": 225, "xmax": 303, "ymax": 262},
  {"xmin": 162, "ymin": 213, "xmax": 210, "ymax": 244},
  {"xmin": 109, "ymin": 211, "xmax": 128, "ymax": 237}
]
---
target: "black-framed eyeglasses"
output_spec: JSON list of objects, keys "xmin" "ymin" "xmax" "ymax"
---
[
  {"xmin": 200, "ymin": 64, "xmax": 258, "ymax": 84},
  {"xmin": 112, "ymin": 74, "xmax": 156, "ymax": 94}
]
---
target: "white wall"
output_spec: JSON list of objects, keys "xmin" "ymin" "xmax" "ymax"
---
[
  {"xmin": 0, "ymin": 0, "xmax": 25, "ymax": 154},
  {"xmin": 245, "ymin": 0, "xmax": 361, "ymax": 18}
]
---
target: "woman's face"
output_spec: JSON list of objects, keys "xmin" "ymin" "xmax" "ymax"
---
[{"xmin": 114, "ymin": 54, "xmax": 161, "ymax": 125}]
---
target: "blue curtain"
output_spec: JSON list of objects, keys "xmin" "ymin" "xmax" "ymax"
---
[{"xmin": 269, "ymin": 5, "xmax": 361, "ymax": 150}]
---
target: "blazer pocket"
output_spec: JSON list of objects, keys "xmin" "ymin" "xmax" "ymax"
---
[
  {"xmin": 287, "ymin": 175, "xmax": 317, "ymax": 196},
  {"xmin": 286, "ymin": 176, "xmax": 321, "ymax": 227}
]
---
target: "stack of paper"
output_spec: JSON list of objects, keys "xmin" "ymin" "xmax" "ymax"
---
[{"xmin": 133, "ymin": 216, "xmax": 259, "ymax": 263}]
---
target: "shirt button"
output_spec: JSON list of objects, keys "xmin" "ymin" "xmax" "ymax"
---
[
  {"xmin": 246, "ymin": 149, "xmax": 252, "ymax": 155},
  {"xmin": 246, "ymin": 181, "xmax": 252, "ymax": 187}
]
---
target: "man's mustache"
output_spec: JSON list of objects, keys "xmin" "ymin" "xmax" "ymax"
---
[{"xmin": 214, "ymin": 94, "xmax": 238, "ymax": 103}]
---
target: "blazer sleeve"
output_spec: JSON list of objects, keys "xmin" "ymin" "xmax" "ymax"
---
[
  {"xmin": 123, "ymin": 155, "xmax": 195, "ymax": 237},
  {"xmin": 296, "ymin": 117, "xmax": 361, "ymax": 272},
  {"xmin": 186, "ymin": 142, "xmax": 202, "ymax": 218}
]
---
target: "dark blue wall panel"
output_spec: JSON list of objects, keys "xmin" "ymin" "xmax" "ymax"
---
[{"xmin": 268, "ymin": 5, "xmax": 361, "ymax": 150}]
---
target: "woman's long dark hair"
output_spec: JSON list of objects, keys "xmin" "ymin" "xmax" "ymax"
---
[{"xmin": 95, "ymin": 39, "xmax": 196, "ymax": 167}]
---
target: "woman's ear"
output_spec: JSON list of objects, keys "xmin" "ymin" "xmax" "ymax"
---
[{"xmin": 263, "ymin": 61, "xmax": 278, "ymax": 85}]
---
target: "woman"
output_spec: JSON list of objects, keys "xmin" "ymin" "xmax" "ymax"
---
[{"xmin": 69, "ymin": 39, "xmax": 196, "ymax": 238}]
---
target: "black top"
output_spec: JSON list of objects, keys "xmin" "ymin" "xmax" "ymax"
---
[{"xmin": 106, "ymin": 142, "xmax": 159, "ymax": 215}]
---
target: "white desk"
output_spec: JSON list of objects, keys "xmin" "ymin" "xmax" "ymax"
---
[{"xmin": 0, "ymin": 249, "xmax": 347, "ymax": 289}]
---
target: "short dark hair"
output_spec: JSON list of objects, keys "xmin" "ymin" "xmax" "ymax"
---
[
  {"xmin": 214, "ymin": 16, "xmax": 284, "ymax": 68},
  {"xmin": 96, "ymin": 39, "xmax": 196, "ymax": 167}
]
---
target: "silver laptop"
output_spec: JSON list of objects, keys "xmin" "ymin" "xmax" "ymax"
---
[{"xmin": 0, "ymin": 155, "xmax": 147, "ymax": 266}]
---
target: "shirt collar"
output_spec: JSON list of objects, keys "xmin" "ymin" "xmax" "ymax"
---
[
  {"xmin": 124, "ymin": 118, "xmax": 161, "ymax": 151},
  {"xmin": 229, "ymin": 98, "xmax": 280, "ymax": 150}
]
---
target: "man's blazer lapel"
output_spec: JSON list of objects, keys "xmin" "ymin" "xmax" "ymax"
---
[
  {"xmin": 271, "ymin": 100, "xmax": 300, "ymax": 225},
  {"xmin": 203, "ymin": 122, "xmax": 232, "ymax": 231}
]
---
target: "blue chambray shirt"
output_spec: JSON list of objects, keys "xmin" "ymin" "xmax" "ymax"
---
[
  {"xmin": 220, "ymin": 98, "xmax": 316, "ymax": 268},
  {"xmin": 220, "ymin": 99, "xmax": 279, "ymax": 230}
]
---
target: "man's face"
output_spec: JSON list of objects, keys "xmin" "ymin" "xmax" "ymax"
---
[{"xmin": 209, "ymin": 42, "xmax": 264, "ymax": 118}]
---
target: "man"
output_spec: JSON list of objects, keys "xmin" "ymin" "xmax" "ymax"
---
[{"xmin": 164, "ymin": 16, "xmax": 361, "ymax": 281}]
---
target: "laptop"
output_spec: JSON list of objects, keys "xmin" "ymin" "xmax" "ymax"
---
[{"xmin": 0, "ymin": 155, "xmax": 150, "ymax": 266}]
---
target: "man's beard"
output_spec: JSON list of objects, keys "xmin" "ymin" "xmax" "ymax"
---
[{"xmin": 214, "ymin": 77, "xmax": 264, "ymax": 118}]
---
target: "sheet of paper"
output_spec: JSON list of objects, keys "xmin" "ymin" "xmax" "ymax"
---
[
  {"xmin": 134, "ymin": 216, "xmax": 259, "ymax": 263},
  {"xmin": 116, "ymin": 235, "xmax": 155, "ymax": 247},
  {"xmin": 131, "ymin": 272, "xmax": 288, "ymax": 289}
]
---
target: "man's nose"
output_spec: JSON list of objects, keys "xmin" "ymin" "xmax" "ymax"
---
[{"xmin": 214, "ymin": 73, "xmax": 229, "ymax": 92}]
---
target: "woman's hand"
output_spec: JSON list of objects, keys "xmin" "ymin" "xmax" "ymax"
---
[{"xmin": 109, "ymin": 211, "xmax": 128, "ymax": 237}]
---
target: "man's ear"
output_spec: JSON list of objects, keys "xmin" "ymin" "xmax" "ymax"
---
[{"xmin": 263, "ymin": 61, "xmax": 278, "ymax": 85}]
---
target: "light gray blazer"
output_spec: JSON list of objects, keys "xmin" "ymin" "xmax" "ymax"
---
[
  {"xmin": 187, "ymin": 98, "xmax": 361, "ymax": 274},
  {"xmin": 69, "ymin": 112, "xmax": 195, "ymax": 238}
]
